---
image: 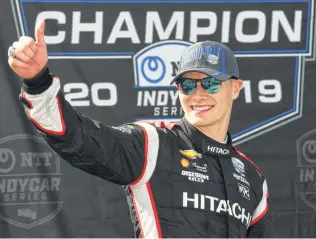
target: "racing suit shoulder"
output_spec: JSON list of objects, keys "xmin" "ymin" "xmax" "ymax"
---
[
  {"xmin": 19, "ymin": 67, "xmax": 148, "ymax": 185},
  {"xmin": 127, "ymin": 120, "xmax": 183, "ymax": 187},
  {"xmin": 234, "ymin": 148, "xmax": 265, "ymax": 176},
  {"xmin": 232, "ymin": 147, "xmax": 274, "ymax": 238}
]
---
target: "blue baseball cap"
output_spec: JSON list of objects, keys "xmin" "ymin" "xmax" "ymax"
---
[{"xmin": 170, "ymin": 41, "xmax": 240, "ymax": 84}]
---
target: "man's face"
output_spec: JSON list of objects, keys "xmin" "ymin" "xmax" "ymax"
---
[{"xmin": 178, "ymin": 71, "xmax": 243, "ymax": 128}]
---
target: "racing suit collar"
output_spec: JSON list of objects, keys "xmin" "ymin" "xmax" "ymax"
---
[{"xmin": 179, "ymin": 118, "xmax": 232, "ymax": 156}]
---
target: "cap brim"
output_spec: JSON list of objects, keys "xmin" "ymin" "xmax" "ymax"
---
[{"xmin": 170, "ymin": 68, "xmax": 232, "ymax": 85}]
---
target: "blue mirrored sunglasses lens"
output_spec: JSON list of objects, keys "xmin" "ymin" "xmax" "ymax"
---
[
  {"xmin": 179, "ymin": 79, "xmax": 196, "ymax": 95},
  {"xmin": 201, "ymin": 77, "xmax": 221, "ymax": 94}
]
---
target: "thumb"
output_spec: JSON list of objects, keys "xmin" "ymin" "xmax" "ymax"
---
[{"xmin": 35, "ymin": 20, "xmax": 46, "ymax": 46}]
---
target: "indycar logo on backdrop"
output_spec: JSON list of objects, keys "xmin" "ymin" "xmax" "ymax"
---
[
  {"xmin": 11, "ymin": 0, "xmax": 315, "ymax": 144},
  {"xmin": 0, "ymin": 135, "xmax": 63, "ymax": 229},
  {"xmin": 134, "ymin": 41, "xmax": 190, "ymax": 87},
  {"xmin": 296, "ymin": 130, "xmax": 316, "ymax": 210},
  {"xmin": 134, "ymin": 41, "xmax": 188, "ymax": 118}
]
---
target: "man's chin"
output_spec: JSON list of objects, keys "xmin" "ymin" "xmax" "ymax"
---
[{"xmin": 186, "ymin": 115, "xmax": 213, "ymax": 127}]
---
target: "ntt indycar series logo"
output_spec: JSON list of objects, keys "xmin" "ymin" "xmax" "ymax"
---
[
  {"xmin": 134, "ymin": 41, "xmax": 190, "ymax": 117},
  {"xmin": 12, "ymin": 0, "xmax": 315, "ymax": 145},
  {"xmin": 0, "ymin": 135, "xmax": 63, "ymax": 229},
  {"xmin": 134, "ymin": 41, "xmax": 190, "ymax": 87},
  {"xmin": 296, "ymin": 129, "xmax": 316, "ymax": 210}
]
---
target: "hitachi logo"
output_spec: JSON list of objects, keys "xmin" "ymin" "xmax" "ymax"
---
[
  {"xmin": 207, "ymin": 146, "xmax": 229, "ymax": 155},
  {"xmin": 183, "ymin": 192, "xmax": 252, "ymax": 227}
]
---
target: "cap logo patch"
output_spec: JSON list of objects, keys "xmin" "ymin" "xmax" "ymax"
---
[
  {"xmin": 180, "ymin": 45, "xmax": 220, "ymax": 68},
  {"xmin": 207, "ymin": 54, "xmax": 219, "ymax": 64}
]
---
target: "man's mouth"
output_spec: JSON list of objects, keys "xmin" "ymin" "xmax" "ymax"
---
[{"xmin": 191, "ymin": 105, "xmax": 213, "ymax": 111}]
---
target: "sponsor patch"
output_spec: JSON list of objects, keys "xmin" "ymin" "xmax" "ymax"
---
[
  {"xmin": 233, "ymin": 173, "xmax": 250, "ymax": 186},
  {"xmin": 180, "ymin": 158, "xmax": 190, "ymax": 168},
  {"xmin": 181, "ymin": 170, "xmax": 209, "ymax": 183},
  {"xmin": 180, "ymin": 149, "xmax": 202, "ymax": 160},
  {"xmin": 238, "ymin": 183, "xmax": 251, "ymax": 200},
  {"xmin": 232, "ymin": 157, "xmax": 246, "ymax": 176}
]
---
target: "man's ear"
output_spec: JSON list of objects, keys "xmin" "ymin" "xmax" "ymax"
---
[{"xmin": 232, "ymin": 79, "xmax": 243, "ymax": 100}]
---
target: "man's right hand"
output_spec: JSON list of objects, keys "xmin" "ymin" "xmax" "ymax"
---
[{"xmin": 8, "ymin": 20, "xmax": 48, "ymax": 79}]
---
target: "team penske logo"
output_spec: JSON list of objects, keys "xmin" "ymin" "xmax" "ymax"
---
[{"xmin": 180, "ymin": 149, "xmax": 202, "ymax": 160}]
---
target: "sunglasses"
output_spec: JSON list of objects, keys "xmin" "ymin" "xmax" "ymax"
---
[{"xmin": 176, "ymin": 77, "xmax": 222, "ymax": 95}]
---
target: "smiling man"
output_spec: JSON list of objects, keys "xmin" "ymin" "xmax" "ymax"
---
[
  {"xmin": 171, "ymin": 41, "xmax": 243, "ymax": 143},
  {"xmin": 176, "ymin": 71, "xmax": 242, "ymax": 142},
  {"xmin": 8, "ymin": 21, "xmax": 273, "ymax": 238}
]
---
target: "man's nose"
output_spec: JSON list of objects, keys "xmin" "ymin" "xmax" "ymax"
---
[
  {"xmin": 189, "ymin": 82, "xmax": 208, "ymax": 101},
  {"xmin": 193, "ymin": 82, "xmax": 207, "ymax": 96}
]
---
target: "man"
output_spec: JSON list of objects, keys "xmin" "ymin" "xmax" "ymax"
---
[{"xmin": 8, "ymin": 20, "xmax": 273, "ymax": 238}]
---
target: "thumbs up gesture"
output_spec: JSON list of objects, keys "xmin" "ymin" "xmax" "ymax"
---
[{"xmin": 8, "ymin": 20, "xmax": 48, "ymax": 79}]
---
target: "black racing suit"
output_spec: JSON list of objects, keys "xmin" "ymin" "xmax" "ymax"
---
[{"xmin": 19, "ymin": 67, "xmax": 273, "ymax": 238}]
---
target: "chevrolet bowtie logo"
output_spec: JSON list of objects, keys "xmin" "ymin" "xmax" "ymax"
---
[{"xmin": 179, "ymin": 150, "xmax": 202, "ymax": 160}]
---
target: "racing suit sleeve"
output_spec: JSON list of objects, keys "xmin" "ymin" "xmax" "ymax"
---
[
  {"xmin": 19, "ymin": 66, "xmax": 146, "ymax": 185},
  {"xmin": 247, "ymin": 180, "xmax": 274, "ymax": 238}
]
